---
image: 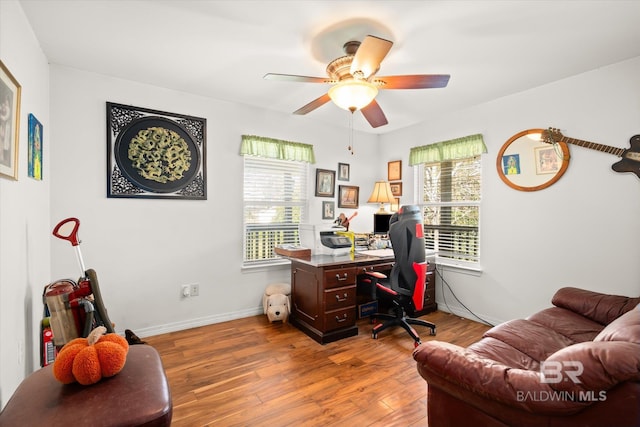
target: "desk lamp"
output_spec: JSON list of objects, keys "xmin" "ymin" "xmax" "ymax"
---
[{"xmin": 367, "ymin": 181, "xmax": 395, "ymax": 213}]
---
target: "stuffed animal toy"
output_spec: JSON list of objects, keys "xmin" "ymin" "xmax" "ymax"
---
[
  {"xmin": 263, "ymin": 283, "xmax": 291, "ymax": 323},
  {"xmin": 53, "ymin": 326, "xmax": 129, "ymax": 385}
]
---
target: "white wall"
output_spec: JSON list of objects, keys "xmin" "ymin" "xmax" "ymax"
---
[
  {"xmin": 381, "ymin": 56, "xmax": 640, "ymax": 325},
  {"xmin": 48, "ymin": 65, "xmax": 381, "ymax": 337},
  {"xmin": 0, "ymin": 0, "xmax": 51, "ymax": 409}
]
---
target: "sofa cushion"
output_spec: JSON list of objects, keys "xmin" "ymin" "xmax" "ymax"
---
[
  {"xmin": 552, "ymin": 287, "xmax": 640, "ymax": 325},
  {"xmin": 469, "ymin": 337, "xmax": 541, "ymax": 371},
  {"xmin": 481, "ymin": 319, "xmax": 575, "ymax": 365},
  {"xmin": 527, "ymin": 307, "xmax": 604, "ymax": 343},
  {"xmin": 545, "ymin": 341, "xmax": 640, "ymax": 394},
  {"xmin": 594, "ymin": 304, "xmax": 640, "ymax": 344}
]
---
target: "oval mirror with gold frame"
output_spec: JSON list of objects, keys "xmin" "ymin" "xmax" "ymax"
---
[{"xmin": 496, "ymin": 128, "xmax": 571, "ymax": 191}]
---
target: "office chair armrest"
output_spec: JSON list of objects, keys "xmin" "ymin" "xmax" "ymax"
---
[{"xmin": 365, "ymin": 271, "xmax": 387, "ymax": 280}]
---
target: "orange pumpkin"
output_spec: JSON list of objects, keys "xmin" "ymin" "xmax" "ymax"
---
[{"xmin": 53, "ymin": 326, "xmax": 129, "ymax": 385}]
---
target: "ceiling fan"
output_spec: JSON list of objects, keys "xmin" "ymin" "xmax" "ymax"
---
[{"xmin": 264, "ymin": 35, "xmax": 450, "ymax": 128}]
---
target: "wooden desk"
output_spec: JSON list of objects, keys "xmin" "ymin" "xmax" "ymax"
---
[
  {"xmin": 289, "ymin": 253, "xmax": 393, "ymax": 344},
  {"xmin": 288, "ymin": 251, "xmax": 436, "ymax": 344}
]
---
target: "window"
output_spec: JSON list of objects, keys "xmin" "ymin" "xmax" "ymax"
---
[
  {"xmin": 241, "ymin": 136, "xmax": 314, "ymax": 266},
  {"xmin": 411, "ymin": 134, "xmax": 486, "ymax": 266}
]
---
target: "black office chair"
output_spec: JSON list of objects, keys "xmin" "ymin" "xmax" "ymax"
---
[{"xmin": 363, "ymin": 205, "xmax": 436, "ymax": 347}]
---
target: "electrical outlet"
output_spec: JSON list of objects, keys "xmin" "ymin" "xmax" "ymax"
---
[
  {"xmin": 181, "ymin": 284, "xmax": 190, "ymax": 298},
  {"xmin": 190, "ymin": 284, "xmax": 199, "ymax": 297}
]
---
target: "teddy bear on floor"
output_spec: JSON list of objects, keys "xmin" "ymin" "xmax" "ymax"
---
[{"xmin": 262, "ymin": 283, "xmax": 291, "ymax": 323}]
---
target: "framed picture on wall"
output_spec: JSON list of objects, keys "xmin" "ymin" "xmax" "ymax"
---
[
  {"xmin": 388, "ymin": 160, "xmax": 402, "ymax": 181},
  {"xmin": 315, "ymin": 168, "xmax": 335, "ymax": 197},
  {"xmin": 391, "ymin": 197, "xmax": 400, "ymax": 212},
  {"xmin": 28, "ymin": 113, "xmax": 43, "ymax": 180},
  {"xmin": 390, "ymin": 182, "xmax": 403, "ymax": 196},
  {"xmin": 338, "ymin": 185, "xmax": 359, "ymax": 208},
  {"xmin": 322, "ymin": 201, "xmax": 335, "ymax": 220},
  {"xmin": 338, "ymin": 162, "xmax": 350, "ymax": 181},
  {"xmin": 106, "ymin": 102, "xmax": 207, "ymax": 199},
  {"xmin": 0, "ymin": 60, "xmax": 22, "ymax": 180}
]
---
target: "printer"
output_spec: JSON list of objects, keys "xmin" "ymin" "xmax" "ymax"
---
[{"xmin": 299, "ymin": 224, "xmax": 353, "ymax": 256}]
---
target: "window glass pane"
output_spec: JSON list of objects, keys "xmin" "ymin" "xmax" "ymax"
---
[
  {"xmin": 418, "ymin": 155, "xmax": 481, "ymax": 263},
  {"xmin": 243, "ymin": 157, "xmax": 308, "ymax": 265}
]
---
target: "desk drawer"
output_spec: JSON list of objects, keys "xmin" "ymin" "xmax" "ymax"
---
[
  {"xmin": 324, "ymin": 267, "xmax": 358, "ymax": 289},
  {"xmin": 325, "ymin": 286, "xmax": 356, "ymax": 311},
  {"xmin": 324, "ymin": 307, "xmax": 356, "ymax": 331},
  {"xmin": 358, "ymin": 262, "xmax": 394, "ymax": 275}
]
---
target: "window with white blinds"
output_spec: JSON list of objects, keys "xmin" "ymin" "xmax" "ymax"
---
[
  {"xmin": 243, "ymin": 156, "xmax": 308, "ymax": 266},
  {"xmin": 415, "ymin": 156, "xmax": 482, "ymax": 264}
]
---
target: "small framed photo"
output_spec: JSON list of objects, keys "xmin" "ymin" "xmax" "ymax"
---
[
  {"xmin": 390, "ymin": 182, "xmax": 403, "ymax": 196},
  {"xmin": 338, "ymin": 185, "xmax": 359, "ymax": 208},
  {"xmin": 338, "ymin": 162, "xmax": 350, "ymax": 181},
  {"xmin": 322, "ymin": 201, "xmax": 335, "ymax": 220},
  {"xmin": 0, "ymin": 60, "xmax": 22, "ymax": 180},
  {"xmin": 315, "ymin": 168, "xmax": 335, "ymax": 197},
  {"xmin": 391, "ymin": 197, "xmax": 400, "ymax": 212},
  {"xmin": 28, "ymin": 113, "xmax": 43, "ymax": 180},
  {"xmin": 535, "ymin": 146, "xmax": 560, "ymax": 175},
  {"xmin": 388, "ymin": 160, "xmax": 402, "ymax": 181}
]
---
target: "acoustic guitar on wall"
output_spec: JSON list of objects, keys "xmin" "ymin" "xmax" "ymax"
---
[{"xmin": 542, "ymin": 128, "xmax": 640, "ymax": 179}]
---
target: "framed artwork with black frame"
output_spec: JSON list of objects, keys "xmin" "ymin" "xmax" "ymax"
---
[
  {"xmin": 106, "ymin": 102, "xmax": 207, "ymax": 199},
  {"xmin": 0, "ymin": 60, "xmax": 21, "ymax": 180},
  {"xmin": 315, "ymin": 168, "xmax": 335, "ymax": 197},
  {"xmin": 338, "ymin": 185, "xmax": 359, "ymax": 208},
  {"xmin": 338, "ymin": 162, "xmax": 350, "ymax": 181}
]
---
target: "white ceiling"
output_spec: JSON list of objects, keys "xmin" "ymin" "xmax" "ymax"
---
[{"xmin": 18, "ymin": 0, "xmax": 640, "ymax": 134}]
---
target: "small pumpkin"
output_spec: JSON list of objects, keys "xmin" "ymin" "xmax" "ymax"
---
[{"xmin": 53, "ymin": 326, "xmax": 129, "ymax": 385}]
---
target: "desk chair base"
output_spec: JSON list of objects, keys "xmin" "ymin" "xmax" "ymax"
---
[{"xmin": 372, "ymin": 302, "xmax": 436, "ymax": 347}]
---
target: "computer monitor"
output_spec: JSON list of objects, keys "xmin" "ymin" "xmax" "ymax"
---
[{"xmin": 373, "ymin": 213, "xmax": 393, "ymax": 234}]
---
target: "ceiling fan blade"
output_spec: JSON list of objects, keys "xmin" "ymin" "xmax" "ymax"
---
[
  {"xmin": 350, "ymin": 35, "xmax": 393, "ymax": 79},
  {"xmin": 376, "ymin": 74, "xmax": 450, "ymax": 89},
  {"xmin": 293, "ymin": 93, "xmax": 331, "ymax": 115},
  {"xmin": 361, "ymin": 99, "xmax": 388, "ymax": 128},
  {"xmin": 264, "ymin": 73, "xmax": 330, "ymax": 84}
]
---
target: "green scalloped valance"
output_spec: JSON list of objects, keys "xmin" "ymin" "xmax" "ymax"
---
[
  {"xmin": 409, "ymin": 134, "xmax": 487, "ymax": 165},
  {"xmin": 240, "ymin": 135, "xmax": 316, "ymax": 164}
]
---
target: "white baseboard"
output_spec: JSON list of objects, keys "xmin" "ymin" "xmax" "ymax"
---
[
  {"xmin": 120, "ymin": 307, "xmax": 264, "ymax": 338},
  {"xmin": 121, "ymin": 304, "xmax": 505, "ymax": 339}
]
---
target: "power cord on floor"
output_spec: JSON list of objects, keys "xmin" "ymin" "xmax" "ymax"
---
[{"xmin": 434, "ymin": 265, "xmax": 495, "ymax": 327}]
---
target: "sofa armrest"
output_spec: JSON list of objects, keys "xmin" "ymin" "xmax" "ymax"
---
[
  {"xmin": 413, "ymin": 341, "xmax": 592, "ymax": 415},
  {"xmin": 552, "ymin": 287, "xmax": 640, "ymax": 325}
]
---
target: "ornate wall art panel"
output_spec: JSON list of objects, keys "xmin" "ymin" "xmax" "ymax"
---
[{"xmin": 106, "ymin": 102, "xmax": 207, "ymax": 199}]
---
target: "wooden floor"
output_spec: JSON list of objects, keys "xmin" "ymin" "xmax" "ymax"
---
[{"xmin": 145, "ymin": 310, "xmax": 490, "ymax": 427}]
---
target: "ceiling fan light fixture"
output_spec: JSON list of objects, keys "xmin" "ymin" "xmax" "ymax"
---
[{"xmin": 328, "ymin": 80, "xmax": 378, "ymax": 111}]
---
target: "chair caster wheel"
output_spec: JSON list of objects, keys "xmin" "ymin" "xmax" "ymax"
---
[
  {"xmin": 372, "ymin": 333, "xmax": 378, "ymax": 339},
  {"xmin": 430, "ymin": 328, "xmax": 436, "ymax": 336}
]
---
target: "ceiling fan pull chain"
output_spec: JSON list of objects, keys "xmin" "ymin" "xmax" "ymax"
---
[{"xmin": 348, "ymin": 111, "xmax": 355, "ymax": 155}]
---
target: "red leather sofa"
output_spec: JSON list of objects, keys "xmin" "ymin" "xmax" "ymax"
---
[{"xmin": 413, "ymin": 287, "xmax": 640, "ymax": 427}]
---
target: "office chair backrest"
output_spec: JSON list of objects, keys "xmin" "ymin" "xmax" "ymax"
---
[{"xmin": 388, "ymin": 205, "xmax": 427, "ymax": 311}]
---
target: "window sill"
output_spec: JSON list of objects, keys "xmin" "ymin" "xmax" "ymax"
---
[
  {"xmin": 434, "ymin": 258, "xmax": 483, "ymax": 276},
  {"xmin": 241, "ymin": 259, "xmax": 291, "ymax": 273}
]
